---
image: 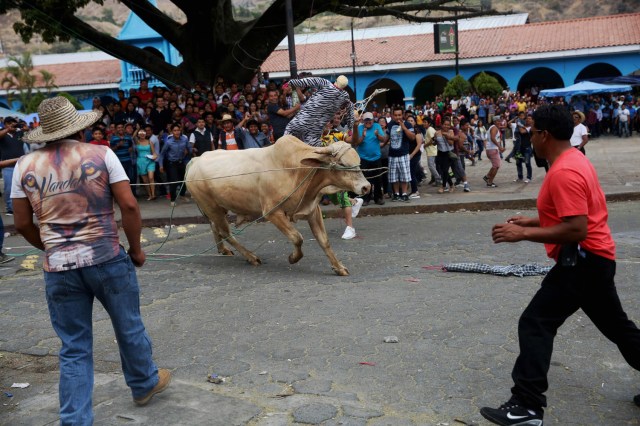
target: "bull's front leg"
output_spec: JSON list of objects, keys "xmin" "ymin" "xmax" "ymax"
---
[
  {"xmin": 307, "ymin": 205, "xmax": 349, "ymax": 276},
  {"xmin": 265, "ymin": 210, "xmax": 304, "ymax": 264}
]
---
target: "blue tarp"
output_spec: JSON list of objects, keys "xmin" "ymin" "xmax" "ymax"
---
[{"xmin": 540, "ymin": 81, "xmax": 632, "ymax": 97}]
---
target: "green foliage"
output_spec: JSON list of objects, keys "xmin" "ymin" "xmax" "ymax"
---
[
  {"xmin": 57, "ymin": 92, "xmax": 83, "ymax": 110},
  {"xmin": 101, "ymin": 7, "xmax": 115, "ymax": 24},
  {"xmin": 472, "ymin": 72, "xmax": 503, "ymax": 98},
  {"xmin": 1, "ymin": 52, "xmax": 58, "ymax": 112},
  {"xmin": 23, "ymin": 92, "xmax": 46, "ymax": 113},
  {"xmin": 443, "ymin": 74, "xmax": 471, "ymax": 98}
]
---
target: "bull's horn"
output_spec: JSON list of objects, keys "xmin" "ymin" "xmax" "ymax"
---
[{"xmin": 312, "ymin": 146, "xmax": 334, "ymax": 155}]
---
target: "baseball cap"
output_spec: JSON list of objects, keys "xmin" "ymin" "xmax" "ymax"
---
[{"xmin": 362, "ymin": 112, "xmax": 374, "ymax": 120}]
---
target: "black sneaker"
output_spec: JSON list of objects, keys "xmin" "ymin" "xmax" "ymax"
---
[
  {"xmin": 487, "ymin": 182, "xmax": 498, "ymax": 188},
  {"xmin": 391, "ymin": 193, "xmax": 400, "ymax": 202},
  {"xmin": 401, "ymin": 194, "xmax": 410, "ymax": 202},
  {"xmin": 480, "ymin": 401, "xmax": 543, "ymax": 426},
  {"xmin": 634, "ymin": 394, "xmax": 640, "ymax": 407},
  {"xmin": 0, "ymin": 253, "xmax": 15, "ymax": 264}
]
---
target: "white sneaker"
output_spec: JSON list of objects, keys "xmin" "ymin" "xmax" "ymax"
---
[
  {"xmin": 341, "ymin": 226, "xmax": 356, "ymax": 240},
  {"xmin": 409, "ymin": 192, "xmax": 420, "ymax": 199},
  {"xmin": 351, "ymin": 198, "xmax": 363, "ymax": 218}
]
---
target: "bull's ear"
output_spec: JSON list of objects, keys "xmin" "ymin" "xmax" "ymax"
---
[{"xmin": 301, "ymin": 158, "xmax": 325, "ymax": 168}]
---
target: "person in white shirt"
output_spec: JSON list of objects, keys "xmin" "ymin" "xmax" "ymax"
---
[
  {"xmin": 618, "ymin": 103, "xmax": 631, "ymax": 137},
  {"xmin": 570, "ymin": 111, "xmax": 589, "ymax": 154}
]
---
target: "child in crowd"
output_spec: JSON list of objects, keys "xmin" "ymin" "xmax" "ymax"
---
[{"xmin": 88, "ymin": 127, "xmax": 110, "ymax": 147}]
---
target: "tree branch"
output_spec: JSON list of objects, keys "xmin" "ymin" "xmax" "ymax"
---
[
  {"xmin": 118, "ymin": 0, "xmax": 183, "ymax": 50},
  {"xmin": 168, "ymin": 0, "xmax": 202, "ymax": 20},
  {"xmin": 335, "ymin": 4, "xmax": 503, "ymax": 22},
  {"xmin": 58, "ymin": 15, "xmax": 186, "ymax": 87}
]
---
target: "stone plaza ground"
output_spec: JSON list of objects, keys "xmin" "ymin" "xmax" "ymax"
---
[{"xmin": 2, "ymin": 200, "xmax": 640, "ymax": 425}]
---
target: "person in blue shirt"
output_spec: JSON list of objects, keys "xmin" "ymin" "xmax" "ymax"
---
[
  {"xmin": 158, "ymin": 124, "xmax": 191, "ymax": 206},
  {"xmin": 109, "ymin": 121, "xmax": 135, "ymax": 195},
  {"xmin": 386, "ymin": 107, "xmax": 415, "ymax": 202},
  {"xmin": 354, "ymin": 112, "xmax": 387, "ymax": 205}
]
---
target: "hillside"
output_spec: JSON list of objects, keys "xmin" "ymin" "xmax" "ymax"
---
[{"xmin": 0, "ymin": 0, "xmax": 637, "ymax": 55}]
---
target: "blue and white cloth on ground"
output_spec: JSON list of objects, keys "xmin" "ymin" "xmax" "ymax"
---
[{"xmin": 443, "ymin": 262, "xmax": 552, "ymax": 277}]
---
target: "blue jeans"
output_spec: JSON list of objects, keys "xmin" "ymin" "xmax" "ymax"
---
[
  {"xmin": 0, "ymin": 213, "xmax": 4, "ymax": 250},
  {"xmin": 619, "ymin": 120, "xmax": 630, "ymax": 137},
  {"xmin": 45, "ymin": 247, "xmax": 158, "ymax": 425},
  {"xmin": 3, "ymin": 167, "xmax": 13, "ymax": 212},
  {"xmin": 516, "ymin": 148, "xmax": 532, "ymax": 180}
]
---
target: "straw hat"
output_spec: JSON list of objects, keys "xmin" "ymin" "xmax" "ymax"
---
[
  {"xmin": 220, "ymin": 113, "xmax": 234, "ymax": 122},
  {"xmin": 573, "ymin": 110, "xmax": 585, "ymax": 123},
  {"xmin": 23, "ymin": 97, "xmax": 101, "ymax": 144}
]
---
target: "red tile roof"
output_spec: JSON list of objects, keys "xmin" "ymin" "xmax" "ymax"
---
[
  {"xmin": 262, "ymin": 13, "xmax": 640, "ymax": 72},
  {"xmin": 1, "ymin": 60, "xmax": 120, "ymax": 89}
]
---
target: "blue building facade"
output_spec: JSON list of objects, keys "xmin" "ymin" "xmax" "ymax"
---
[
  {"xmin": 117, "ymin": 0, "xmax": 181, "ymax": 93},
  {"xmin": 347, "ymin": 51, "xmax": 638, "ymax": 108}
]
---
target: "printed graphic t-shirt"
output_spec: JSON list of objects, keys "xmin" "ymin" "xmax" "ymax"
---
[{"xmin": 11, "ymin": 140, "xmax": 128, "ymax": 272}]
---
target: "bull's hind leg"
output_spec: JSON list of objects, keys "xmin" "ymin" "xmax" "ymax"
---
[
  {"xmin": 266, "ymin": 210, "xmax": 304, "ymax": 264},
  {"xmin": 211, "ymin": 212, "xmax": 262, "ymax": 266},
  {"xmin": 209, "ymin": 221, "xmax": 234, "ymax": 256},
  {"xmin": 308, "ymin": 206, "xmax": 349, "ymax": 276}
]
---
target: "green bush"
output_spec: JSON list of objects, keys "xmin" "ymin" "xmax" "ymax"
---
[
  {"xmin": 443, "ymin": 75, "xmax": 471, "ymax": 98},
  {"xmin": 472, "ymin": 72, "xmax": 503, "ymax": 98}
]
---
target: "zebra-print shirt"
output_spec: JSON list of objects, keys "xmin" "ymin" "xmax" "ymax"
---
[{"xmin": 284, "ymin": 77, "xmax": 354, "ymax": 147}]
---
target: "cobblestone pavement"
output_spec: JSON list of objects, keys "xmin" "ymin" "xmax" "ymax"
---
[{"xmin": 2, "ymin": 201, "xmax": 640, "ymax": 425}]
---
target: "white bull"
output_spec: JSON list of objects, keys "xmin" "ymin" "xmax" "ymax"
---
[{"xmin": 185, "ymin": 135, "xmax": 371, "ymax": 275}]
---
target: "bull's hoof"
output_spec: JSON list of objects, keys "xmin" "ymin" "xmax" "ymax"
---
[
  {"xmin": 332, "ymin": 265, "xmax": 350, "ymax": 276},
  {"xmin": 247, "ymin": 257, "xmax": 262, "ymax": 266},
  {"xmin": 219, "ymin": 248, "xmax": 234, "ymax": 256},
  {"xmin": 288, "ymin": 253, "xmax": 303, "ymax": 264}
]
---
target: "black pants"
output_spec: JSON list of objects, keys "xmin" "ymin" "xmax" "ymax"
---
[
  {"xmin": 511, "ymin": 250, "xmax": 640, "ymax": 410},
  {"xmin": 409, "ymin": 152, "xmax": 422, "ymax": 194},
  {"xmin": 361, "ymin": 158, "xmax": 383, "ymax": 203},
  {"xmin": 380, "ymin": 157, "xmax": 391, "ymax": 196},
  {"xmin": 435, "ymin": 151, "xmax": 453, "ymax": 188},
  {"xmin": 121, "ymin": 160, "xmax": 136, "ymax": 196},
  {"xmin": 166, "ymin": 160, "xmax": 186, "ymax": 202}
]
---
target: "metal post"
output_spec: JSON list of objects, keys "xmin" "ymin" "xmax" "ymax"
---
[
  {"xmin": 350, "ymin": 20, "xmax": 357, "ymax": 96},
  {"xmin": 454, "ymin": 14, "xmax": 459, "ymax": 76},
  {"xmin": 285, "ymin": 0, "xmax": 298, "ymax": 79}
]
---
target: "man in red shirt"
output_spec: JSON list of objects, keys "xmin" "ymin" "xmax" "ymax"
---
[
  {"xmin": 136, "ymin": 79, "xmax": 154, "ymax": 104},
  {"xmin": 481, "ymin": 105, "xmax": 640, "ymax": 426}
]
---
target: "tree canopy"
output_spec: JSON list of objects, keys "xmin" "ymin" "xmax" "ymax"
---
[
  {"xmin": 472, "ymin": 72, "xmax": 503, "ymax": 98},
  {"xmin": 443, "ymin": 74, "xmax": 471, "ymax": 98},
  {"xmin": 0, "ymin": 0, "xmax": 500, "ymax": 89}
]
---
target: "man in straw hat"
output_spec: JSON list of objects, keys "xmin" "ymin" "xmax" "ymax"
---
[
  {"xmin": 282, "ymin": 75, "xmax": 355, "ymax": 147},
  {"xmin": 11, "ymin": 96, "xmax": 170, "ymax": 423},
  {"xmin": 570, "ymin": 109, "xmax": 589, "ymax": 154}
]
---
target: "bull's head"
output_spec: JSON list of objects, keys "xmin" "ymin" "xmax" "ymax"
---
[{"xmin": 301, "ymin": 142, "xmax": 371, "ymax": 196}]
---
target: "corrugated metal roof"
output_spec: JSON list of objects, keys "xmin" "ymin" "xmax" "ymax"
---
[{"xmin": 276, "ymin": 13, "xmax": 529, "ymax": 49}]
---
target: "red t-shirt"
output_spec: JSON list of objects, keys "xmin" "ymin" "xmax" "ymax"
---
[
  {"xmin": 89, "ymin": 139, "xmax": 110, "ymax": 147},
  {"xmin": 537, "ymin": 148, "xmax": 615, "ymax": 261}
]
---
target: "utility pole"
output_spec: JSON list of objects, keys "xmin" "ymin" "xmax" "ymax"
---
[
  {"xmin": 285, "ymin": 0, "xmax": 298, "ymax": 79},
  {"xmin": 454, "ymin": 11, "xmax": 459, "ymax": 76},
  {"xmin": 350, "ymin": 20, "xmax": 357, "ymax": 95}
]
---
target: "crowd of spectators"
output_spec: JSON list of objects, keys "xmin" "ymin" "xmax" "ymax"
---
[{"xmin": 0, "ymin": 74, "xmax": 639, "ymax": 208}]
